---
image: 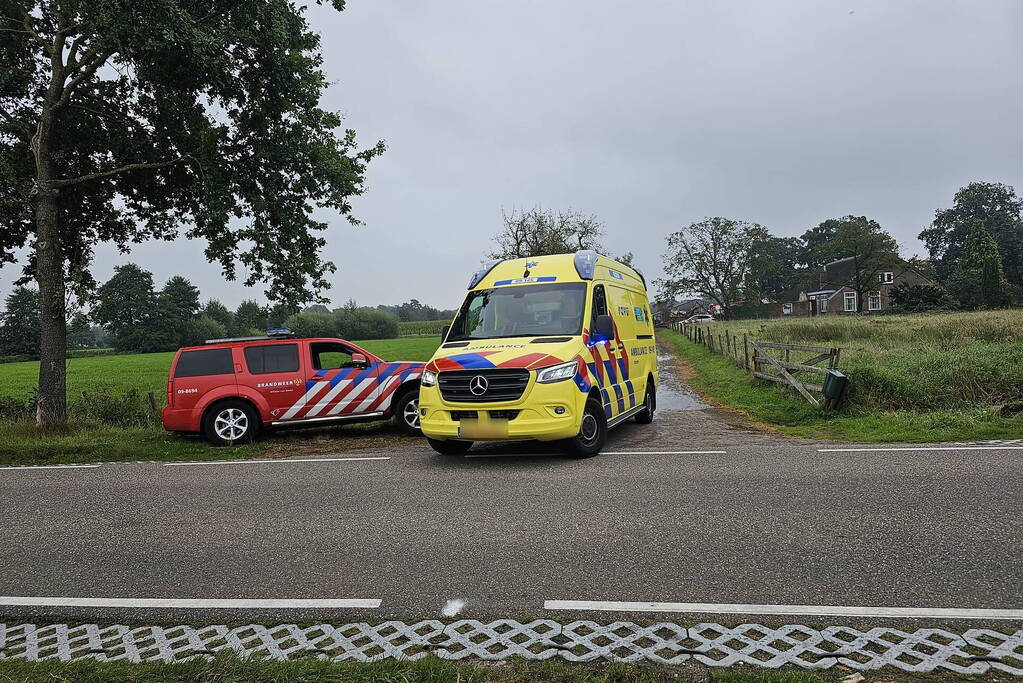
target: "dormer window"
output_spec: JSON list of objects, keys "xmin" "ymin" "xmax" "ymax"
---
[{"xmin": 879, "ymin": 272, "xmax": 894, "ymax": 284}]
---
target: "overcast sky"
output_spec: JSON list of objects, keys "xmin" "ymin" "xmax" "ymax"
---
[{"xmin": 4, "ymin": 0, "xmax": 1022, "ymax": 310}]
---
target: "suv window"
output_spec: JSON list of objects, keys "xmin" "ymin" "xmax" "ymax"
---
[
  {"xmin": 244, "ymin": 343, "xmax": 300, "ymax": 374},
  {"xmin": 174, "ymin": 348, "xmax": 234, "ymax": 378},
  {"xmin": 310, "ymin": 341, "xmax": 361, "ymax": 369}
]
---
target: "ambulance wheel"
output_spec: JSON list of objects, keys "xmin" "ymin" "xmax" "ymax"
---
[
  {"xmin": 428, "ymin": 438, "xmax": 473, "ymax": 456},
  {"xmin": 393, "ymin": 388, "xmax": 422, "ymax": 436},
  {"xmin": 563, "ymin": 398, "xmax": 607, "ymax": 458},
  {"xmin": 203, "ymin": 399, "xmax": 259, "ymax": 446},
  {"xmin": 635, "ymin": 385, "xmax": 655, "ymax": 424}
]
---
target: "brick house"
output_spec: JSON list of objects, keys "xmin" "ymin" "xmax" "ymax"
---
[{"xmin": 779, "ymin": 257, "xmax": 935, "ymax": 317}]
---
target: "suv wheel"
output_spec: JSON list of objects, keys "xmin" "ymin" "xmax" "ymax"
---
[
  {"xmin": 427, "ymin": 438, "xmax": 473, "ymax": 456},
  {"xmin": 203, "ymin": 400, "xmax": 259, "ymax": 446},
  {"xmin": 393, "ymin": 388, "xmax": 422, "ymax": 436},
  {"xmin": 562, "ymin": 397, "xmax": 607, "ymax": 458}
]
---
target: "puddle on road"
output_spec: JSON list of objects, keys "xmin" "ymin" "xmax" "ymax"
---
[{"xmin": 656, "ymin": 352, "xmax": 708, "ymax": 411}]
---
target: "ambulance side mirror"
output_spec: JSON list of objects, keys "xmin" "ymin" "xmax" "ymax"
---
[
  {"xmin": 441, "ymin": 325, "xmax": 450, "ymax": 342},
  {"xmin": 351, "ymin": 353, "xmax": 369, "ymax": 367},
  {"xmin": 592, "ymin": 314, "xmax": 614, "ymax": 342}
]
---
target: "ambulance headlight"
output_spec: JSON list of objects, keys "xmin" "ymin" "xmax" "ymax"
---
[
  {"xmin": 421, "ymin": 370, "xmax": 438, "ymax": 387},
  {"xmin": 536, "ymin": 361, "xmax": 577, "ymax": 384}
]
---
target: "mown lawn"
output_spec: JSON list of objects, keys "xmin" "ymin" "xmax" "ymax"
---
[
  {"xmin": 662, "ymin": 313, "xmax": 1023, "ymax": 442},
  {"xmin": 0, "ymin": 654, "xmax": 847, "ymax": 683},
  {"xmin": 0, "ymin": 336, "xmax": 440, "ymax": 400}
]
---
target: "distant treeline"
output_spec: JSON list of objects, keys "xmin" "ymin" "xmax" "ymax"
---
[{"xmin": 0, "ymin": 263, "xmax": 455, "ymax": 359}]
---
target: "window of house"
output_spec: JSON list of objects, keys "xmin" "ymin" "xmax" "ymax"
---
[
  {"xmin": 879, "ymin": 272, "xmax": 894, "ymax": 284},
  {"xmin": 843, "ymin": 291, "xmax": 857, "ymax": 312},
  {"xmin": 782, "ymin": 303, "xmax": 793, "ymax": 315},
  {"xmin": 819, "ymin": 298, "xmax": 828, "ymax": 313},
  {"xmin": 868, "ymin": 291, "xmax": 882, "ymax": 311}
]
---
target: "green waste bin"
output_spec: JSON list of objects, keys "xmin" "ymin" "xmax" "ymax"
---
[{"xmin": 822, "ymin": 369, "xmax": 849, "ymax": 407}]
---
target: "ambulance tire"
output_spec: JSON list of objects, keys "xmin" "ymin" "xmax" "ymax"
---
[
  {"xmin": 393, "ymin": 388, "xmax": 422, "ymax": 436},
  {"xmin": 202, "ymin": 399, "xmax": 259, "ymax": 447},
  {"xmin": 427, "ymin": 438, "xmax": 474, "ymax": 456},
  {"xmin": 563, "ymin": 398, "xmax": 607, "ymax": 458},
  {"xmin": 635, "ymin": 384, "xmax": 655, "ymax": 424}
]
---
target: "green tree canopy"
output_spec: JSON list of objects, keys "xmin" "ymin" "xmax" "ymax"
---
[
  {"xmin": 232, "ymin": 300, "xmax": 268, "ymax": 336},
  {"xmin": 1, "ymin": 0, "xmax": 383, "ymax": 424},
  {"xmin": 920, "ymin": 182, "xmax": 1023, "ymax": 287},
  {"xmin": 201, "ymin": 299, "xmax": 234, "ymax": 331},
  {"xmin": 947, "ymin": 220, "xmax": 1011, "ymax": 309},
  {"xmin": 92, "ymin": 263, "xmax": 164, "ymax": 353},
  {"xmin": 657, "ymin": 217, "xmax": 769, "ymax": 315},
  {"xmin": 0, "ymin": 286, "xmax": 40, "ymax": 356}
]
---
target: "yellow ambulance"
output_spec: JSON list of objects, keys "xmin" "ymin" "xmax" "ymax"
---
[{"xmin": 419, "ymin": 251, "xmax": 658, "ymax": 457}]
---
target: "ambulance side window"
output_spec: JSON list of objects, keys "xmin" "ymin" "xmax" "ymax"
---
[{"xmin": 590, "ymin": 284, "xmax": 608, "ymax": 329}]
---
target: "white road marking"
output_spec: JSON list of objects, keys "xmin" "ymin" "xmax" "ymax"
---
[
  {"xmin": 819, "ymin": 446, "xmax": 1023, "ymax": 453},
  {"xmin": 0, "ymin": 464, "xmax": 100, "ymax": 471},
  {"xmin": 604, "ymin": 450, "xmax": 726, "ymax": 455},
  {"xmin": 0, "ymin": 596, "xmax": 381, "ymax": 609},
  {"xmin": 164, "ymin": 456, "xmax": 390, "ymax": 467},
  {"xmin": 544, "ymin": 600, "xmax": 1023, "ymax": 620}
]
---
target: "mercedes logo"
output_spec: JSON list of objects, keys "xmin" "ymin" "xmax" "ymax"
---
[{"xmin": 468, "ymin": 375, "xmax": 489, "ymax": 396}]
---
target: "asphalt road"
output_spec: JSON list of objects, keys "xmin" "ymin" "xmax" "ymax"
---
[{"xmin": 2, "ymin": 351, "xmax": 1021, "ymax": 627}]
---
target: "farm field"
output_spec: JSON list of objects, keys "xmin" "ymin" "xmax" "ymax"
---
[
  {"xmin": 663, "ymin": 309, "xmax": 1023, "ymax": 442},
  {"xmin": 698, "ymin": 309, "xmax": 1023, "ymax": 412},
  {"xmin": 0, "ymin": 336, "xmax": 441, "ymax": 400}
]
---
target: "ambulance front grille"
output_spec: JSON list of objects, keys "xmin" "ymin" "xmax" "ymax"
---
[{"xmin": 438, "ymin": 369, "xmax": 529, "ymax": 403}]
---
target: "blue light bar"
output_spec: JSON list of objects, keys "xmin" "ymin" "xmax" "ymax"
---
[
  {"xmin": 574, "ymin": 250, "xmax": 598, "ymax": 280},
  {"xmin": 266, "ymin": 327, "xmax": 293, "ymax": 337},
  {"xmin": 468, "ymin": 259, "xmax": 502, "ymax": 289}
]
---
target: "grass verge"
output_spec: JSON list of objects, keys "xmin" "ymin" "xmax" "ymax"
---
[
  {"xmin": 661, "ymin": 329, "xmax": 1023, "ymax": 442},
  {"xmin": 0, "ymin": 654, "xmax": 870, "ymax": 682}
]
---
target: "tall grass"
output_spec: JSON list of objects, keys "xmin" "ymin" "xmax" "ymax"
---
[{"xmin": 703, "ymin": 310, "xmax": 1023, "ymax": 412}]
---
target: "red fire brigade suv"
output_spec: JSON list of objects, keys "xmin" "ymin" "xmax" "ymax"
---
[{"xmin": 161, "ymin": 330, "xmax": 425, "ymax": 445}]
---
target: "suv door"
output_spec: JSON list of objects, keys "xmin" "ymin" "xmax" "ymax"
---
[
  {"xmin": 300, "ymin": 341, "xmax": 381, "ymax": 418},
  {"xmin": 237, "ymin": 342, "xmax": 305, "ymax": 421}
]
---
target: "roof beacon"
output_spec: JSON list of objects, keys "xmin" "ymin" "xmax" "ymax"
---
[
  {"xmin": 468, "ymin": 259, "xmax": 502, "ymax": 289},
  {"xmin": 573, "ymin": 250, "xmax": 598, "ymax": 280}
]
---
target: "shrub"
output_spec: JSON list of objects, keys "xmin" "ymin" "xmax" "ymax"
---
[
  {"xmin": 74, "ymin": 389, "xmax": 162, "ymax": 428},
  {"xmin": 285, "ymin": 312, "xmax": 337, "ymax": 339},
  {"xmin": 333, "ymin": 308, "xmax": 398, "ymax": 340}
]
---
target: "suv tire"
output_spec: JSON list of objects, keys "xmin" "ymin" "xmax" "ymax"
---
[
  {"xmin": 202, "ymin": 400, "xmax": 259, "ymax": 446},
  {"xmin": 393, "ymin": 388, "xmax": 422, "ymax": 436},
  {"xmin": 427, "ymin": 438, "xmax": 473, "ymax": 456},
  {"xmin": 562, "ymin": 397, "xmax": 607, "ymax": 458}
]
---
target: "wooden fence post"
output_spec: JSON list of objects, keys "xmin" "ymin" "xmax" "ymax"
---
[{"xmin": 743, "ymin": 333, "xmax": 750, "ymax": 371}]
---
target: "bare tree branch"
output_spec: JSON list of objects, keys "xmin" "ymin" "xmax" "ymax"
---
[
  {"xmin": 52, "ymin": 49, "xmax": 113, "ymax": 110},
  {"xmin": 51, "ymin": 156, "xmax": 189, "ymax": 188}
]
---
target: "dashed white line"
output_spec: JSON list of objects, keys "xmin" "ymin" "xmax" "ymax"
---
[
  {"xmin": 0, "ymin": 464, "xmax": 100, "ymax": 471},
  {"xmin": 163, "ymin": 456, "xmax": 390, "ymax": 467},
  {"xmin": 543, "ymin": 600, "xmax": 1023, "ymax": 620},
  {"xmin": 604, "ymin": 450, "xmax": 726, "ymax": 455},
  {"xmin": 0, "ymin": 596, "xmax": 381, "ymax": 609},
  {"xmin": 818, "ymin": 446, "xmax": 1023, "ymax": 453}
]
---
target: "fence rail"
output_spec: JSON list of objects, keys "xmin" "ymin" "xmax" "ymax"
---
[{"xmin": 670, "ymin": 321, "xmax": 844, "ymax": 407}]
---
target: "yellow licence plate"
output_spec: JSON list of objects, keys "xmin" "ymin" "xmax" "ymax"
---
[{"xmin": 457, "ymin": 419, "xmax": 509, "ymax": 439}]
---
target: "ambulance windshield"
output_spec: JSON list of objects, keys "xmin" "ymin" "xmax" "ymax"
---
[{"xmin": 448, "ymin": 283, "xmax": 587, "ymax": 340}]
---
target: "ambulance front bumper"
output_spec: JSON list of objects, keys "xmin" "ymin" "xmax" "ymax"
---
[{"xmin": 418, "ymin": 378, "xmax": 587, "ymax": 442}]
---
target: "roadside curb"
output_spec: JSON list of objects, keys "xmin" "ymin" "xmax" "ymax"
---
[{"xmin": 2, "ymin": 620, "xmax": 1020, "ymax": 675}]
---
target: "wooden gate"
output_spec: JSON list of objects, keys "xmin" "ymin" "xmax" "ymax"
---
[{"xmin": 751, "ymin": 342, "xmax": 841, "ymax": 407}]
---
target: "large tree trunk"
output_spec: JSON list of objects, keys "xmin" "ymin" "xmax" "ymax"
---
[
  {"xmin": 32, "ymin": 54, "xmax": 68, "ymax": 427},
  {"xmin": 34, "ymin": 185, "xmax": 67, "ymax": 427}
]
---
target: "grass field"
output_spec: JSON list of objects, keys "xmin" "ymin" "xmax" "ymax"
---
[
  {"xmin": 661, "ymin": 309, "xmax": 1023, "ymax": 442},
  {"xmin": 696, "ymin": 310, "xmax": 1023, "ymax": 412},
  {"xmin": 0, "ymin": 337, "xmax": 441, "ymax": 400}
]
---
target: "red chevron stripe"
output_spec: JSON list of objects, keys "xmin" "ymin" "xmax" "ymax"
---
[{"xmin": 341, "ymin": 377, "xmax": 380, "ymax": 414}]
